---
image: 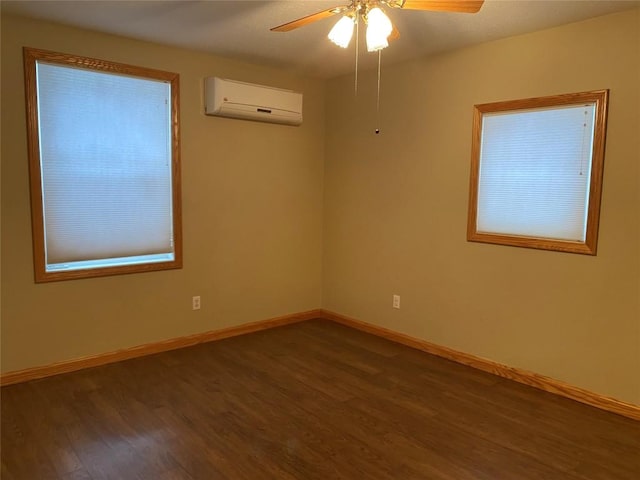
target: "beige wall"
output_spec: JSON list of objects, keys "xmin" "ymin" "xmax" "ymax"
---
[
  {"xmin": 323, "ymin": 9, "xmax": 640, "ymax": 405},
  {"xmin": 1, "ymin": 15, "xmax": 325, "ymax": 372}
]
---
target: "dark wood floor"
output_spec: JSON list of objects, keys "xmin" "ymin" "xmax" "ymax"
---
[{"xmin": 2, "ymin": 319, "xmax": 639, "ymax": 479}]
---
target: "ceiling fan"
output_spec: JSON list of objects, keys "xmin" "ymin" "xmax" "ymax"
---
[
  {"xmin": 271, "ymin": 1, "xmax": 485, "ymax": 52},
  {"xmin": 271, "ymin": 1, "xmax": 485, "ymax": 133}
]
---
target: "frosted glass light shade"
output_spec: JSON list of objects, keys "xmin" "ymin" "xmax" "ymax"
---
[
  {"xmin": 366, "ymin": 7, "xmax": 392, "ymax": 52},
  {"xmin": 328, "ymin": 16, "xmax": 355, "ymax": 48}
]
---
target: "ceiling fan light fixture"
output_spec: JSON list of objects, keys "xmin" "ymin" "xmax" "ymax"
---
[
  {"xmin": 365, "ymin": 6, "xmax": 393, "ymax": 52},
  {"xmin": 328, "ymin": 15, "xmax": 355, "ymax": 48}
]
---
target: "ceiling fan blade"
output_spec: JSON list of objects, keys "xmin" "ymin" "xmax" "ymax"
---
[
  {"xmin": 270, "ymin": 7, "xmax": 343, "ymax": 32},
  {"xmin": 399, "ymin": 1, "xmax": 484, "ymax": 13}
]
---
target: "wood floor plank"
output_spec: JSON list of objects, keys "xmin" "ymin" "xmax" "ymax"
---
[{"xmin": 2, "ymin": 319, "xmax": 638, "ymax": 479}]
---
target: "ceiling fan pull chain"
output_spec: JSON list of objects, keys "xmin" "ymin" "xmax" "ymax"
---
[
  {"xmin": 354, "ymin": 15, "xmax": 359, "ymax": 96},
  {"xmin": 375, "ymin": 49, "xmax": 381, "ymax": 134}
]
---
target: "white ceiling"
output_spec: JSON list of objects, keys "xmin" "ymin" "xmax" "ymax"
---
[{"xmin": 3, "ymin": 0, "xmax": 638, "ymax": 78}]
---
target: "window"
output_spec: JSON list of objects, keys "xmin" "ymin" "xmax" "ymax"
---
[
  {"xmin": 467, "ymin": 90, "xmax": 608, "ymax": 255},
  {"xmin": 23, "ymin": 47, "xmax": 182, "ymax": 282}
]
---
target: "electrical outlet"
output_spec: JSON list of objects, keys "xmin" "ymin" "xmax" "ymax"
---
[
  {"xmin": 393, "ymin": 294, "xmax": 400, "ymax": 309},
  {"xmin": 192, "ymin": 296, "xmax": 201, "ymax": 310}
]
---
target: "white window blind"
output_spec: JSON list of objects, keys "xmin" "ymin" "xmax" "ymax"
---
[
  {"xmin": 476, "ymin": 104, "xmax": 595, "ymax": 242},
  {"xmin": 36, "ymin": 61, "xmax": 174, "ymax": 271}
]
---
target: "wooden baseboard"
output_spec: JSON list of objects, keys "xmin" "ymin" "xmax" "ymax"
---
[
  {"xmin": 321, "ymin": 310, "xmax": 640, "ymax": 421},
  {"xmin": 0, "ymin": 309, "xmax": 321, "ymax": 387},
  {"xmin": 4, "ymin": 307, "xmax": 638, "ymax": 421}
]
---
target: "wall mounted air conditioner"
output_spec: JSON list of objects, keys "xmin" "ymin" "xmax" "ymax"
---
[{"xmin": 204, "ymin": 77, "xmax": 303, "ymax": 126}]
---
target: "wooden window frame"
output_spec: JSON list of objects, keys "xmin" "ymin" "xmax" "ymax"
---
[
  {"xmin": 23, "ymin": 47, "xmax": 182, "ymax": 282},
  {"xmin": 467, "ymin": 90, "xmax": 609, "ymax": 255}
]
